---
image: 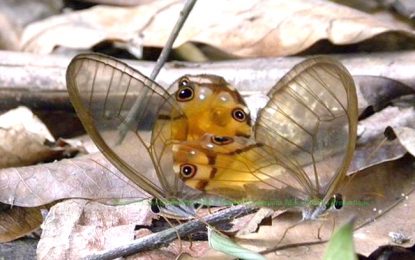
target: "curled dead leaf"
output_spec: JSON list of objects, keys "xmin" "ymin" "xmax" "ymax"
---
[
  {"xmin": 0, "ymin": 106, "xmax": 76, "ymax": 168},
  {"xmin": 21, "ymin": 0, "xmax": 415, "ymax": 57}
]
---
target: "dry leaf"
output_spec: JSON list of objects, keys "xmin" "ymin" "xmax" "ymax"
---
[
  {"xmin": 71, "ymin": 0, "xmax": 156, "ymax": 7},
  {"xmin": 358, "ymin": 106, "xmax": 415, "ymax": 144},
  {"xmin": 234, "ymin": 208, "xmax": 274, "ymax": 236},
  {"xmin": 349, "ymin": 105, "xmax": 415, "ymax": 172},
  {"xmin": 0, "ymin": 153, "xmax": 148, "ymax": 207},
  {"xmin": 10, "ymin": 201, "xmax": 211, "ymax": 258},
  {"xmin": 354, "ymin": 76, "xmax": 415, "ymax": 112},
  {"xmin": 36, "ymin": 199, "xmax": 211, "ymax": 259},
  {"xmin": 0, "ymin": 106, "xmax": 74, "ymax": 168},
  {"xmin": 21, "ymin": 0, "xmax": 415, "ymax": 57},
  {"xmin": 36, "ymin": 199, "xmax": 157, "ymax": 259},
  {"xmin": 0, "ymin": 13, "xmax": 19, "ymax": 50},
  {"xmin": 127, "ymin": 236, "xmax": 210, "ymax": 259},
  {"xmin": 0, "ymin": 206, "xmax": 44, "ymax": 242},
  {"xmin": 393, "ymin": 127, "xmax": 415, "ymax": 156}
]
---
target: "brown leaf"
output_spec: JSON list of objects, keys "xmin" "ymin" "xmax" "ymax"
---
[
  {"xmin": 36, "ymin": 199, "xmax": 231, "ymax": 259},
  {"xmin": 21, "ymin": 0, "xmax": 415, "ymax": 57},
  {"xmin": 128, "ymin": 239, "xmax": 210, "ymax": 259},
  {"xmin": 0, "ymin": 206, "xmax": 44, "ymax": 242},
  {"xmin": 393, "ymin": 126, "xmax": 415, "ymax": 156},
  {"xmin": 354, "ymin": 76, "xmax": 415, "ymax": 111},
  {"xmin": 0, "ymin": 153, "xmax": 148, "ymax": 207},
  {"xmin": 36, "ymin": 199, "xmax": 158, "ymax": 260},
  {"xmin": 0, "ymin": 106, "xmax": 76, "ymax": 168},
  {"xmin": 358, "ymin": 106, "xmax": 415, "ymax": 144},
  {"xmin": 349, "ymin": 105, "xmax": 415, "ymax": 172},
  {"xmin": 234, "ymin": 208, "xmax": 275, "ymax": 236},
  {"xmin": 0, "ymin": 14, "xmax": 19, "ymax": 51}
]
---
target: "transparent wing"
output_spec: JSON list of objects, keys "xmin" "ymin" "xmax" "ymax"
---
[
  {"xmin": 174, "ymin": 134, "xmax": 313, "ymax": 205},
  {"xmin": 66, "ymin": 53, "xmax": 198, "ymax": 201},
  {"xmin": 255, "ymin": 56, "xmax": 358, "ymax": 203}
]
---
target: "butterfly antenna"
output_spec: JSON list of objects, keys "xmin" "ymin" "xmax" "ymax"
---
[
  {"xmin": 347, "ymin": 127, "xmax": 395, "ymax": 187},
  {"xmin": 365, "ymin": 126, "xmax": 398, "ymax": 168},
  {"xmin": 365, "ymin": 137, "xmax": 388, "ymax": 165}
]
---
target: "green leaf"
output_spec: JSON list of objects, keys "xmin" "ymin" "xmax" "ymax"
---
[
  {"xmin": 323, "ymin": 218, "xmax": 357, "ymax": 260},
  {"xmin": 208, "ymin": 227, "xmax": 266, "ymax": 260}
]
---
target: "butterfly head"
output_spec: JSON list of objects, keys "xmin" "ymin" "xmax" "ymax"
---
[
  {"xmin": 300, "ymin": 193, "xmax": 345, "ymax": 220},
  {"xmin": 172, "ymin": 75, "xmax": 252, "ymax": 140}
]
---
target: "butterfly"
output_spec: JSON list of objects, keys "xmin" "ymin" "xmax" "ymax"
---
[
  {"xmin": 66, "ymin": 53, "xmax": 252, "ymax": 217},
  {"xmin": 173, "ymin": 57, "xmax": 359, "ymax": 220},
  {"xmin": 67, "ymin": 53, "xmax": 415, "ymax": 248},
  {"xmin": 68, "ymin": 52, "xmax": 413, "ymax": 227}
]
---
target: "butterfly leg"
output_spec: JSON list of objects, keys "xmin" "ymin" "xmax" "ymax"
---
[
  {"xmin": 161, "ymin": 215, "xmax": 184, "ymax": 254},
  {"xmin": 276, "ymin": 219, "xmax": 303, "ymax": 246}
]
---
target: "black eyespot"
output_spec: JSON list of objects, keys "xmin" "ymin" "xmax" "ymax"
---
[
  {"xmin": 149, "ymin": 198, "xmax": 162, "ymax": 214},
  {"xmin": 176, "ymin": 87, "xmax": 194, "ymax": 102},
  {"xmin": 211, "ymin": 136, "xmax": 233, "ymax": 145},
  {"xmin": 384, "ymin": 126, "xmax": 397, "ymax": 141},
  {"xmin": 333, "ymin": 193, "xmax": 343, "ymax": 210},
  {"xmin": 326, "ymin": 193, "xmax": 344, "ymax": 210},
  {"xmin": 178, "ymin": 77, "xmax": 190, "ymax": 88},
  {"xmin": 232, "ymin": 108, "xmax": 247, "ymax": 122},
  {"xmin": 180, "ymin": 164, "xmax": 197, "ymax": 179}
]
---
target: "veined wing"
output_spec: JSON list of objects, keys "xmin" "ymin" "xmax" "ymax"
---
[
  {"xmin": 66, "ymin": 53, "xmax": 199, "ymax": 201},
  {"xmin": 173, "ymin": 134, "xmax": 312, "ymax": 205},
  {"xmin": 172, "ymin": 57, "xmax": 358, "ymax": 207},
  {"xmin": 255, "ymin": 56, "xmax": 358, "ymax": 204}
]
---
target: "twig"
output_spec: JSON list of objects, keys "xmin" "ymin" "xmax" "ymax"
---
[
  {"xmin": 150, "ymin": 0, "xmax": 197, "ymax": 81},
  {"xmin": 83, "ymin": 204, "xmax": 258, "ymax": 260},
  {"xmin": 118, "ymin": 0, "xmax": 197, "ymax": 143}
]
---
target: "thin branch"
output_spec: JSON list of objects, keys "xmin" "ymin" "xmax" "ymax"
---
[
  {"xmin": 83, "ymin": 204, "xmax": 258, "ymax": 260},
  {"xmin": 150, "ymin": 0, "xmax": 197, "ymax": 81},
  {"xmin": 118, "ymin": 0, "xmax": 197, "ymax": 143}
]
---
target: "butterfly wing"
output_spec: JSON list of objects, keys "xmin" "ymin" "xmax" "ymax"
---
[
  {"xmin": 173, "ymin": 134, "xmax": 306, "ymax": 203},
  {"xmin": 66, "ymin": 53, "xmax": 199, "ymax": 201},
  {"xmin": 255, "ymin": 56, "xmax": 358, "ymax": 204}
]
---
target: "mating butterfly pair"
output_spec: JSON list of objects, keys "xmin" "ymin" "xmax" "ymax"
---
[{"xmin": 66, "ymin": 53, "xmax": 357, "ymax": 220}]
